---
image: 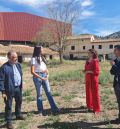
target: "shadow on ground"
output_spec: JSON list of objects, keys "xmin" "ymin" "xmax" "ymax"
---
[
  {"xmin": 0, "ymin": 107, "xmax": 120, "ymax": 129},
  {"xmin": 37, "ymin": 121, "xmax": 111, "ymax": 129}
]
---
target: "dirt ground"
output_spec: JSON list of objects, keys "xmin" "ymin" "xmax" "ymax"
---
[{"xmin": 0, "ymin": 62, "xmax": 120, "ymax": 129}]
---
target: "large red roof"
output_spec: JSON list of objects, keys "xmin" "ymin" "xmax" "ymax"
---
[{"xmin": 0, "ymin": 12, "xmax": 72, "ymax": 42}]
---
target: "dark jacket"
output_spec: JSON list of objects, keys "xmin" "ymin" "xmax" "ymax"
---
[
  {"xmin": 0, "ymin": 61, "xmax": 23, "ymax": 96},
  {"xmin": 110, "ymin": 58, "xmax": 120, "ymax": 87}
]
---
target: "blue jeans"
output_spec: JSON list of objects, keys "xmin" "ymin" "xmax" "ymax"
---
[{"xmin": 33, "ymin": 73, "xmax": 58, "ymax": 113}]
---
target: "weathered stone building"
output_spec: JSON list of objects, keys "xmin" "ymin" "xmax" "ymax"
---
[{"xmin": 63, "ymin": 34, "xmax": 120, "ymax": 60}]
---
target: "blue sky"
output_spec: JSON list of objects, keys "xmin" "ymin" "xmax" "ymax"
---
[{"xmin": 0, "ymin": 0, "xmax": 120, "ymax": 36}]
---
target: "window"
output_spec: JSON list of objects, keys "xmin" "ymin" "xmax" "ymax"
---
[
  {"xmin": 98, "ymin": 45, "xmax": 102, "ymax": 49},
  {"xmin": 49, "ymin": 55, "xmax": 53, "ymax": 60},
  {"xmin": 92, "ymin": 45, "xmax": 94, "ymax": 49},
  {"xmin": 71, "ymin": 46, "xmax": 75, "ymax": 50},
  {"xmin": 109, "ymin": 45, "xmax": 113, "ymax": 49},
  {"xmin": 83, "ymin": 46, "xmax": 86, "ymax": 50}
]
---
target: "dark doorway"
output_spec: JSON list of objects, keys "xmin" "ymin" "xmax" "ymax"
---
[
  {"xmin": 70, "ymin": 54, "xmax": 74, "ymax": 60},
  {"xmin": 49, "ymin": 55, "xmax": 53, "ymax": 60},
  {"xmin": 18, "ymin": 55, "xmax": 23, "ymax": 63},
  {"xmin": 106, "ymin": 54, "xmax": 109, "ymax": 60}
]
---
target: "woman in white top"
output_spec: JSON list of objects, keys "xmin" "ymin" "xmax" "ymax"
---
[{"xmin": 31, "ymin": 46, "xmax": 59, "ymax": 115}]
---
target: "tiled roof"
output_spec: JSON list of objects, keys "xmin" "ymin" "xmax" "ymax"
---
[
  {"xmin": 0, "ymin": 44, "xmax": 58, "ymax": 55},
  {"xmin": 92, "ymin": 38, "xmax": 120, "ymax": 43},
  {"xmin": 66, "ymin": 34, "xmax": 94, "ymax": 40}
]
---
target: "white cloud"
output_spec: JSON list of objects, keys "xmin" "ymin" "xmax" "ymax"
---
[
  {"xmin": 8, "ymin": 0, "xmax": 95, "ymax": 19},
  {"xmin": 9, "ymin": 0, "xmax": 55, "ymax": 8},
  {"xmin": 81, "ymin": 10, "xmax": 95, "ymax": 17},
  {"xmin": 0, "ymin": 5, "xmax": 13, "ymax": 12},
  {"xmin": 80, "ymin": 0, "xmax": 95, "ymax": 19},
  {"xmin": 10, "ymin": 0, "xmax": 94, "ymax": 9},
  {"xmin": 81, "ymin": 10, "xmax": 95, "ymax": 19},
  {"xmin": 81, "ymin": 0, "xmax": 93, "ymax": 7}
]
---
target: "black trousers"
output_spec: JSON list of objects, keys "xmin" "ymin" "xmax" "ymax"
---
[
  {"xmin": 4, "ymin": 86, "xmax": 22, "ymax": 123},
  {"xmin": 114, "ymin": 84, "xmax": 120, "ymax": 118}
]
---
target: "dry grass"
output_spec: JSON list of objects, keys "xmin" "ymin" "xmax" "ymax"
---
[{"xmin": 0, "ymin": 60, "xmax": 120, "ymax": 129}]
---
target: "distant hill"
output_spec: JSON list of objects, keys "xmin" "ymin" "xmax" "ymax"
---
[{"xmin": 104, "ymin": 31, "xmax": 120, "ymax": 39}]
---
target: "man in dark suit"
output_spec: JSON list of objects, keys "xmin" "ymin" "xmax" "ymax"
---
[
  {"xmin": 110, "ymin": 45, "xmax": 120, "ymax": 123},
  {"xmin": 0, "ymin": 51, "xmax": 25, "ymax": 129}
]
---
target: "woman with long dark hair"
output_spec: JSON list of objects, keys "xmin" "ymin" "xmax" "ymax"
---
[
  {"xmin": 83, "ymin": 49, "xmax": 100, "ymax": 114},
  {"xmin": 31, "ymin": 46, "xmax": 59, "ymax": 115}
]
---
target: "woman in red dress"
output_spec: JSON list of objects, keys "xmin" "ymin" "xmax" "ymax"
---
[{"xmin": 84, "ymin": 49, "xmax": 100, "ymax": 114}]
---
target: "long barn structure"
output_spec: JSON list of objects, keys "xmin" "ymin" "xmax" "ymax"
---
[
  {"xmin": 0, "ymin": 12, "xmax": 72, "ymax": 45},
  {"xmin": 0, "ymin": 12, "xmax": 72, "ymax": 64}
]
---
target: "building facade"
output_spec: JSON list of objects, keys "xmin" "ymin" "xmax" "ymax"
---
[{"xmin": 63, "ymin": 34, "xmax": 120, "ymax": 60}]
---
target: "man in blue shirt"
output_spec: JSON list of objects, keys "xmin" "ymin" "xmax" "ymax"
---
[{"xmin": 0, "ymin": 51, "xmax": 25, "ymax": 129}]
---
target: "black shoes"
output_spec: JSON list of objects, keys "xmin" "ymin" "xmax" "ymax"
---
[
  {"xmin": 16, "ymin": 115, "xmax": 26, "ymax": 120},
  {"xmin": 6, "ymin": 123, "xmax": 14, "ymax": 129},
  {"xmin": 51, "ymin": 108, "xmax": 61, "ymax": 115},
  {"xmin": 87, "ymin": 109, "xmax": 94, "ymax": 113},
  {"xmin": 38, "ymin": 111, "xmax": 46, "ymax": 116},
  {"xmin": 6, "ymin": 115, "xmax": 25, "ymax": 129}
]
